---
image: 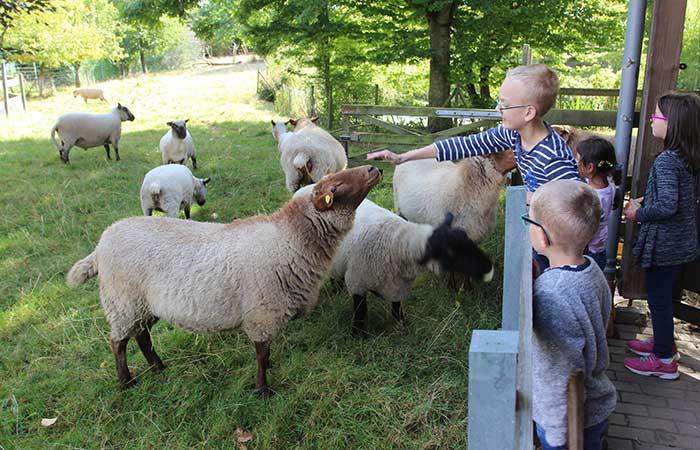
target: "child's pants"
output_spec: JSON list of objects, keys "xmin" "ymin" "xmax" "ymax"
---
[
  {"xmin": 646, "ymin": 265, "xmax": 681, "ymax": 359},
  {"xmin": 535, "ymin": 419, "xmax": 608, "ymax": 450}
]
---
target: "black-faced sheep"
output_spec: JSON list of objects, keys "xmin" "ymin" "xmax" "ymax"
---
[
  {"xmin": 296, "ymin": 185, "xmax": 494, "ymax": 335},
  {"xmin": 66, "ymin": 166, "xmax": 382, "ymax": 396},
  {"xmin": 140, "ymin": 164, "xmax": 210, "ymax": 219},
  {"xmin": 50, "ymin": 104, "xmax": 135, "ymax": 163},
  {"xmin": 160, "ymin": 119, "xmax": 198, "ymax": 169},
  {"xmin": 393, "ymin": 150, "xmax": 516, "ymax": 243},
  {"xmin": 271, "ymin": 117, "xmax": 348, "ymax": 192}
]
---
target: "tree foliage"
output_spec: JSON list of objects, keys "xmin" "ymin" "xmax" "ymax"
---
[{"xmin": 0, "ymin": 0, "xmax": 52, "ymax": 56}]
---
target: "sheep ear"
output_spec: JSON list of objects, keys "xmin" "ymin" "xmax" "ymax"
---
[
  {"xmin": 118, "ymin": 103, "xmax": 122, "ymax": 109},
  {"xmin": 310, "ymin": 116, "xmax": 320, "ymax": 123},
  {"xmin": 202, "ymin": 177, "xmax": 211, "ymax": 185},
  {"xmin": 311, "ymin": 188, "xmax": 334, "ymax": 210},
  {"xmin": 271, "ymin": 120, "xmax": 276, "ymax": 126},
  {"xmin": 288, "ymin": 119, "xmax": 298, "ymax": 127},
  {"xmin": 442, "ymin": 212, "xmax": 454, "ymax": 228},
  {"xmin": 166, "ymin": 121, "xmax": 173, "ymax": 127},
  {"xmin": 185, "ymin": 118, "xmax": 189, "ymax": 124}
]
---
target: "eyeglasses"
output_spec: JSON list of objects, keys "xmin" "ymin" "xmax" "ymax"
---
[
  {"xmin": 649, "ymin": 114, "xmax": 667, "ymax": 122},
  {"xmin": 520, "ymin": 213, "xmax": 553, "ymax": 245},
  {"xmin": 496, "ymin": 101, "xmax": 531, "ymax": 113}
]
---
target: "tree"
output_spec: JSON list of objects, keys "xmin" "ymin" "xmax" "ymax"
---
[
  {"xmin": 190, "ymin": 0, "xmax": 245, "ymax": 56},
  {"xmin": 0, "ymin": 0, "xmax": 52, "ymax": 57},
  {"xmin": 5, "ymin": 0, "xmax": 121, "ymax": 89}
]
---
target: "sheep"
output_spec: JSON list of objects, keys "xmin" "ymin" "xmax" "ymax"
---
[
  {"xmin": 73, "ymin": 87, "xmax": 107, "ymax": 103},
  {"xmin": 393, "ymin": 150, "xmax": 516, "ymax": 244},
  {"xmin": 66, "ymin": 165, "xmax": 382, "ymax": 396},
  {"xmin": 140, "ymin": 164, "xmax": 211, "ymax": 219},
  {"xmin": 271, "ymin": 117, "xmax": 347, "ymax": 192},
  {"xmin": 295, "ymin": 185, "xmax": 494, "ymax": 335},
  {"xmin": 50, "ymin": 103, "xmax": 135, "ymax": 164},
  {"xmin": 160, "ymin": 119, "xmax": 198, "ymax": 169}
]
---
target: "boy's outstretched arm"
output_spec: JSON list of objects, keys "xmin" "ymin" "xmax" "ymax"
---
[{"xmin": 367, "ymin": 144, "xmax": 437, "ymax": 165}]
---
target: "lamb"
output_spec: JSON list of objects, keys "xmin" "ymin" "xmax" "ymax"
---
[
  {"xmin": 160, "ymin": 119, "xmax": 198, "ymax": 169},
  {"xmin": 393, "ymin": 150, "xmax": 516, "ymax": 243},
  {"xmin": 73, "ymin": 87, "xmax": 107, "ymax": 103},
  {"xmin": 271, "ymin": 117, "xmax": 347, "ymax": 192},
  {"xmin": 66, "ymin": 165, "xmax": 382, "ymax": 396},
  {"xmin": 50, "ymin": 103, "xmax": 135, "ymax": 163},
  {"xmin": 140, "ymin": 164, "xmax": 211, "ymax": 219},
  {"xmin": 295, "ymin": 185, "xmax": 494, "ymax": 335}
]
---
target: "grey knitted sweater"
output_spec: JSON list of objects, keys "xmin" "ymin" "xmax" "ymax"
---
[
  {"xmin": 633, "ymin": 149, "xmax": 699, "ymax": 268},
  {"xmin": 533, "ymin": 258, "xmax": 617, "ymax": 446}
]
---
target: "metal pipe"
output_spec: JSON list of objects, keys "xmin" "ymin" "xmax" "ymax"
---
[{"xmin": 605, "ymin": 0, "xmax": 647, "ymax": 285}]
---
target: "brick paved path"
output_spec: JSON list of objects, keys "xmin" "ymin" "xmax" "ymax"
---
[{"xmin": 605, "ymin": 301, "xmax": 700, "ymax": 450}]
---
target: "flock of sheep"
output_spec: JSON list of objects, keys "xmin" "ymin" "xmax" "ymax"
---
[{"xmin": 55, "ymin": 95, "xmax": 506, "ymax": 396}]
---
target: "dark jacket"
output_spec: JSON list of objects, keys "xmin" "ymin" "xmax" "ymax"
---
[{"xmin": 633, "ymin": 149, "xmax": 699, "ymax": 268}]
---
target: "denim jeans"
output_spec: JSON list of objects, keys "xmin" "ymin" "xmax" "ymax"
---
[
  {"xmin": 536, "ymin": 419, "xmax": 609, "ymax": 450},
  {"xmin": 646, "ymin": 265, "xmax": 681, "ymax": 359}
]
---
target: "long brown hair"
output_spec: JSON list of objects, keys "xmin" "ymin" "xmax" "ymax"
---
[{"xmin": 657, "ymin": 92, "xmax": 700, "ymax": 171}]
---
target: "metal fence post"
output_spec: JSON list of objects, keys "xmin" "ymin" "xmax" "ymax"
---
[
  {"xmin": 19, "ymin": 73, "xmax": 26, "ymax": 111},
  {"xmin": 2, "ymin": 60, "xmax": 9, "ymax": 118}
]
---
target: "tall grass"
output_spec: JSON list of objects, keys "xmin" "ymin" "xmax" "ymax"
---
[{"xmin": 0, "ymin": 63, "xmax": 505, "ymax": 449}]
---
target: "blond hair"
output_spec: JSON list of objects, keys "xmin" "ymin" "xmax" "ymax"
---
[
  {"xmin": 530, "ymin": 180, "xmax": 601, "ymax": 254},
  {"xmin": 505, "ymin": 64, "xmax": 559, "ymax": 116}
]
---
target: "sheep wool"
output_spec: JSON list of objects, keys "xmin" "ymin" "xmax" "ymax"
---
[
  {"xmin": 160, "ymin": 119, "xmax": 197, "ymax": 169},
  {"xmin": 73, "ymin": 87, "xmax": 107, "ymax": 103},
  {"xmin": 393, "ymin": 151, "xmax": 515, "ymax": 243},
  {"xmin": 66, "ymin": 165, "xmax": 382, "ymax": 394},
  {"xmin": 50, "ymin": 104, "xmax": 135, "ymax": 163},
  {"xmin": 272, "ymin": 118, "xmax": 347, "ymax": 192},
  {"xmin": 140, "ymin": 164, "xmax": 210, "ymax": 219}
]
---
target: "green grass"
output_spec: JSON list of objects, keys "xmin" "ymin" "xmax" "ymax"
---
[{"xmin": 0, "ymin": 63, "xmax": 505, "ymax": 449}]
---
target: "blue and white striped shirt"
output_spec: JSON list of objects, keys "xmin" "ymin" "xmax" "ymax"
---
[{"xmin": 434, "ymin": 123, "xmax": 581, "ymax": 191}]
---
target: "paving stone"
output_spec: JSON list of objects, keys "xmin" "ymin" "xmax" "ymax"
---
[
  {"xmin": 654, "ymin": 430, "xmax": 700, "ymax": 449},
  {"xmin": 610, "ymin": 413, "xmax": 629, "ymax": 426},
  {"xmin": 607, "ymin": 425, "xmax": 657, "ymax": 442},
  {"xmin": 605, "ymin": 437, "xmax": 634, "ymax": 450},
  {"xmin": 627, "ymin": 416, "xmax": 677, "ymax": 433},
  {"xmin": 620, "ymin": 392, "xmax": 668, "ymax": 407},
  {"xmin": 614, "ymin": 380, "xmax": 643, "ymax": 393},
  {"xmin": 615, "ymin": 402, "xmax": 649, "ymax": 416},
  {"xmin": 676, "ymin": 422, "xmax": 700, "ymax": 438},
  {"xmin": 640, "ymin": 384, "xmax": 691, "ymax": 400},
  {"xmin": 648, "ymin": 407, "xmax": 699, "ymax": 424},
  {"xmin": 667, "ymin": 397, "xmax": 700, "ymax": 412},
  {"xmin": 633, "ymin": 443, "xmax": 694, "ymax": 450}
]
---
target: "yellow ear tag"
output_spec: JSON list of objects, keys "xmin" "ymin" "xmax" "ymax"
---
[{"xmin": 325, "ymin": 194, "xmax": 332, "ymax": 205}]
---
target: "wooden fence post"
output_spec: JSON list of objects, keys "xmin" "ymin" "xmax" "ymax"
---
[
  {"xmin": 374, "ymin": 84, "xmax": 379, "ymax": 105},
  {"xmin": 19, "ymin": 73, "xmax": 26, "ymax": 111},
  {"xmin": 567, "ymin": 371, "xmax": 585, "ymax": 450},
  {"xmin": 522, "ymin": 44, "xmax": 532, "ymax": 65},
  {"xmin": 2, "ymin": 60, "xmax": 9, "ymax": 118}
]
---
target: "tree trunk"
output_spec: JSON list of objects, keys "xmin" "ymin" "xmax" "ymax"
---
[
  {"xmin": 120, "ymin": 61, "xmax": 127, "ymax": 78},
  {"xmin": 139, "ymin": 50, "xmax": 148, "ymax": 74},
  {"xmin": 74, "ymin": 63, "xmax": 81, "ymax": 88},
  {"xmin": 479, "ymin": 64, "xmax": 492, "ymax": 102},
  {"xmin": 426, "ymin": 1, "xmax": 457, "ymax": 132},
  {"xmin": 38, "ymin": 64, "xmax": 46, "ymax": 97}
]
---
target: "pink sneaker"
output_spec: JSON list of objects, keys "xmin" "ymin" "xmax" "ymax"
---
[
  {"xmin": 623, "ymin": 354, "xmax": 680, "ymax": 380},
  {"xmin": 627, "ymin": 337, "xmax": 680, "ymax": 360}
]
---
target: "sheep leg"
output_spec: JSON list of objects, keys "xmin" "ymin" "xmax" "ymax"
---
[
  {"xmin": 135, "ymin": 328, "xmax": 165, "ymax": 373},
  {"xmin": 391, "ymin": 302, "xmax": 405, "ymax": 323},
  {"xmin": 184, "ymin": 206, "xmax": 191, "ymax": 219},
  {"xmin": 191, "ymin": 157, "xmax": 197, "ymax": 170},
  {"xmin": 104, "ymin": 144, "xmax": 111, "ymax": 160},
  {"xmin": 254, "ymin": 341, "xmax": 271, "ymax": 398},
  {"xmin": 351, "ymin": 294, "xmax": 368, "ymax": 336},
  {"xmin": 114, "ymin": 146, "xmax": 120, "ymax": 161},
  {"xmin": 110, "ymin": 337, "xmax": 136, "ymax": 389}
]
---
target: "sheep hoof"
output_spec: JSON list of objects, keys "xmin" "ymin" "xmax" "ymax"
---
[
  {"xmin": 120, "ymin": 377, "xmax": 138, "ymax": 390},
  {"xmin": 351, "ymin": 326, "xmax": 370, "ymax": 338},
  {"xmin": 256, "ymin": 386, "xmax": 273, "ymax": 399}
]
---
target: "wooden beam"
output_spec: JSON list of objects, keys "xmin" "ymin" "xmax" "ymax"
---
[
  {"xmin": 432, "ymin": 120, "xmax": 491, "ymax": 137},
  {"xmin": 620, "ymin": 0, "xmax": 687, "ymax": 299},
  {"xmin": 357, "ymin": 115, "xmax": 422, "ymax": 135}
]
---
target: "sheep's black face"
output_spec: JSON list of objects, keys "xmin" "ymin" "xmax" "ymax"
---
[
  {"xmin": 419, "ymin": 213, "xmax": 494, "ymax": 282},
  {"xmin": 168, "ymin": 120, "xmax": 188, "ymax": 139},
  {"xmin": 194, "ymin": 177, "xmax": 210, "ymax": 206},
  {"xmin": 117, "ymin": 104, "xmax": 135, "ymax": 121}
]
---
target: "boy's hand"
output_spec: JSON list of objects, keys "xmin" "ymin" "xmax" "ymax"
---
[
  {"xmin": 367, "ymin": 150, "xmax": 402, "ymax": 165},
  {"xmin": 623, "ymin": 197, "xmax": 641, "ymax": 221}
]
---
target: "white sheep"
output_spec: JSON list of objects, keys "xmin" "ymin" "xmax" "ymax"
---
[
  {"xmin": 73, "ymin": 87, "xmax": 107, "ymax": 103},
  {"xmin": 295, "ymin": 186, "xmax": 494, "ymax": 335},
  {"xmin": 66, "ymin": 165, "xmax": 382, "ymax": 396},
  {"xmin": 160, "ymin": 119, "xmax": 198, "ymax": 169},
  {"xmin": 50, "ymin": 103, "xmax": 135, "ymax": 163},
  {"xmin": 140, "ymin": 164, "xmax": 211, "ymax": 219},
  {"xmin": 271, "ymin": 117, "xmax": 347, "ymax": 192},
  {"xmin": 393, "ymin": 150, "xmax": 516, "ymax": 243}
]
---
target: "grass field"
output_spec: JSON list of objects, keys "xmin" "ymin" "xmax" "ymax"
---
[{"xmin": 0, "ymin": 63, "xmax": 505, "ymax": 449}]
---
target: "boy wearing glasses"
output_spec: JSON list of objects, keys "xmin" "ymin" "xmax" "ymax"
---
[
  {"xmin": 367, "ymin": 64, "xmax": 580, "ymax": 194},
  {"xmin": 527, "ymin": 180, "xmax": 616, "ymax": 450}
]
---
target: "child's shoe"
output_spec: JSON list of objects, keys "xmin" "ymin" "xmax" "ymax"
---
[
  {"xmin": 623, "ymin": 354, "xmax": 680, "ymax": 380},
  {"xmin": 627, "ymin": 337, "xmax": 680, "ymax": 360}
]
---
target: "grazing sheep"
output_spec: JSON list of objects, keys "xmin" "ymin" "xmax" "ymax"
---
[
  {"xmin": 160, "ymin": 119, "xmax": 198, "ymax": 169},
  {"xmin": 66, "ymin": 165, "xmax": 382, "ymax": 396},
  {"xmin": 393, "ymin": 150, "xmax": 516, "ymax": 243},
  {"xmin": 50, "ymin": 103, "xmax": 135, "ymax": 164},
  {"xmin": 271, "ymin": 117, "xmax": 347, "ymax": 192},
  {"xmin": 140, "ymin": 164, "xmax": 211, "ymax": 219},
  {"xmin": 73, "ymin": 87, "xmax": 107, "ymax": 103},
  {"xmin": 295, "ymin": 186, "xmax": 494, "ymax": 335}
]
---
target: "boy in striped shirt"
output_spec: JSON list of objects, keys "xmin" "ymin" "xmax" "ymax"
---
[{"xmin": 367, "ymin": 64, "xmax": 580, "ymax": 200}]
